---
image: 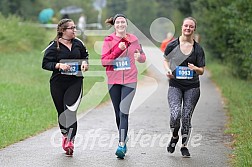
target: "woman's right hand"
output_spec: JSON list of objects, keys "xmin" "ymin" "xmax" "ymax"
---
[
  {"xmin": 118, "ymin": 42, "xmax": 126, "ymax": 50},
  {"xmin": 56, "ymin": 63, "xmax": 70, "ymax": 71},
  {"xmin": 166, "ymin": 69, "xmax": 174, "ymax": 79}
]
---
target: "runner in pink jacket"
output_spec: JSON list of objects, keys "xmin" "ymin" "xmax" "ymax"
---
[
  {"xmin": 101, "ymin": 30, "xmax": 146, "ymax": 84},
  {"xmin": 101, "ymin": 14, "xmax": 146, "ymax": 159}
]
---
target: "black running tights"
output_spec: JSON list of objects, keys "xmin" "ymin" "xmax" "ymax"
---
[
  {"xmin": 50, "ymin": 77, "xmax": 83, "ymax": 141},
  {"xmin": 108, "ymin": 83, "xmax": 136, "ymax": 142}
]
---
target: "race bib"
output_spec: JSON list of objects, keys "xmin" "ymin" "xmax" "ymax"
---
[
  {"xmin": 175, "ymin": 66, "xmax": 193, "ymax": 79},
  {"xmin": 60, "ymin": 62, "xmax": 79, "ymax": 75},
  {"xmin": 113, "ymin": 57, "xmax": 131, "ymax": 71}
]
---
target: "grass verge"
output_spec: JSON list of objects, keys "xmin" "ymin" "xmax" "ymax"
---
[
  {"xmin": 0, "ymin": 47, "xmax": 108, "ymax": 149},
  {"xmin": 207, "ymin": 58, "xmax": 252, "ymax": 167}
]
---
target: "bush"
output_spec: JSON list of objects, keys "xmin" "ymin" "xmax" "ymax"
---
[
  {"xmin": 0, "ymin": 13, "xmax": 50, "ymax": 53},
  {"xmin": 192, "ymin": 0, "xmax": 252, "ymax": 81}
]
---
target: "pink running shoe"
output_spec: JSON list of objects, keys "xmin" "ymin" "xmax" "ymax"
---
[
  {"xmin": 62, "ymin": 136, "xmax": 67, "ymax": 151},
  {"xmin": 65, "ymin": 140, "xmax": 74, "ymax": 156}
]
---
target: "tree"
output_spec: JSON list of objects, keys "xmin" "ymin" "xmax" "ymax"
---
[
  {"xmin": 222, "ymin": 0, "xmax": 252, "ymax": 80},
  {"xmin": 126, "ymin": 0, "xmax": 158, "ymax": 38},
  {"xmin": 0, "ymin": 0, "xmax": 44, "ymax": 20},
  {"xmin": 192, "ymin": 0, "xmax": 252, "ymax": 80},
  {"xmin": 106, "ymin": 0, "xmax": 127, "ymax": 17},
  {"xmin": 155, "ymin": 0, "xmax": 174, "ymax": 18},
  {"xmin": 192, "ymin": 0, "xmax": 231, "ymax": 59},
  {"xmin": 175, "ymin": 0, "xmax": 195, "ymax": 17}
]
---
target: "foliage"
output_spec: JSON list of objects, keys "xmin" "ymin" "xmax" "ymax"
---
[
  {"xmin": 173, "ymin": 0, "xmax": 195, "ymax": 17},
  {"xmin": 191, "ymin": 0, "xmax": 229, "ymax": 59},
  {"xmin": 222, "ymin": 0, "xmax": 252, "ymax": 80},
  {"xmin": 151, "ymin": 0, "xmax": 174, "ymax": 18},
  {"xmin": 0, "ymin": 0, "xmax": 102, "ymax": 25},
  {"xmin": 0, "ymin": 0, "xmax": 42, "ymax": 20},
  {"xmin": 126, "ymin": 0, "xmax": 158, "ymax": 38},
  {"xmin": 106, "ymin": 0, "xmax": 127, "ymax": 17},
  {"xmin": 0, "ymin": 13, "xmax": 49, "ymax": 53},
  {"xmin": 192, "ymin": 0, "xmax": 252, "ymax": 80}
]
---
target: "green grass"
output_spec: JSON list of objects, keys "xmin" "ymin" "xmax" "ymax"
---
[
  {"xmin": 0, "ymin": 51, "xmax": 56, "ymax": 147},
  {"xmin": 0, "ymin": 47, "xmax": 109, "ymax": 149},
  {"xmin": 207, "ymin": 58, "xmax": 252, "ymax": 167}
]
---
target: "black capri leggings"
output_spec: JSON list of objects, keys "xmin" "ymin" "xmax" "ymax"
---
[
  {"xmin": 108, "ymin": 83, "xmax": 137, "ymax": 142},
  {"xmin": 50, "ymin": 76, "xmax": 83, "ymax": 141}
]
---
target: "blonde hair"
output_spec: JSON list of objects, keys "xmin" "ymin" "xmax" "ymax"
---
[{"xmin": 183, "ymin": 17, "xmax": 197, "ymax": 31}]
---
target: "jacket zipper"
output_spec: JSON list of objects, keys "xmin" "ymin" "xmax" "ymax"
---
[{"xmin": 122, "ymin": 47, "xmax": 129, "ymax": 84}]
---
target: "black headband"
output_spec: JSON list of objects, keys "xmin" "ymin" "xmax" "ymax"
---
[{"xmin": 113, "ymin": 14, "xmax": 127, "ymax": 24}]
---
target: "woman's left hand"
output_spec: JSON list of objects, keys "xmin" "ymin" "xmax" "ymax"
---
[
  {"xmin": 81, "ymin": 61, "xmax": 89, "ymax": 71},
  {"xmin": 188, "ymin": 63, "xmax": 196, "ymax": 70},
  {"xmin": 188, "ymin": 62, "xmax": 204, "ymax": 75},
  {"xmin": 134, "ymin": 49, "xmax": 141, "ymax": 61}
]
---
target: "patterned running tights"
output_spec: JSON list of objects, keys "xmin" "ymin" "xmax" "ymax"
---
[{"xmin": 168, "ymin": 86, "xmax": 200, "ymax": 146}]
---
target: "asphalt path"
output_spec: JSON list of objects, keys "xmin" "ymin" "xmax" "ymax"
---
[{"xmin": 0, "ymin": 47, "xmax": 231, "ymax": 167}]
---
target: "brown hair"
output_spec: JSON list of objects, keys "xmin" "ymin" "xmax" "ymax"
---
[
  {"xmin": 55, "ymin": 19, "xmax": 73, "ymax": 50},
  {"xmin": 183, "ymin": 17, "xmax": 197, "ymax": 31},
  {"xmin": 105, "ymin": 14, "xmax": 127, "ymax": 26},
  {"xmin": 105, "ymin": 17, "xmax": 114, "ymax": 25}
]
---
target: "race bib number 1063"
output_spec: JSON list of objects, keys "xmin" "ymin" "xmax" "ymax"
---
[{"xmin": 175, "ymin": 66, "xmax": 193, "ymax": 79}]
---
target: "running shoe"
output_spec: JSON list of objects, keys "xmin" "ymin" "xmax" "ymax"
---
[
  {"xmin": 115, "ymin": 144, "xmax": 127, "ymax": 159},
  {"xmin": 65, "ymin": 140, "xmax": 74, "ymax": 156},
  {"xmin": 62, "ymin": 136, "xmax": 67, "ymax": 151},
  {"xmin": 180, "ymin": 147, "xmax": 190, "ymax": 157},
  {"xmin": 167, "ymin": 136, "xmax": 179, "ymax": 153}
]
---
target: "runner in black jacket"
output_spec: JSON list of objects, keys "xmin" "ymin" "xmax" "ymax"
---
[{"xmin": 42, "ymin": 18, "xmax": 89, "ymax": 156}]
